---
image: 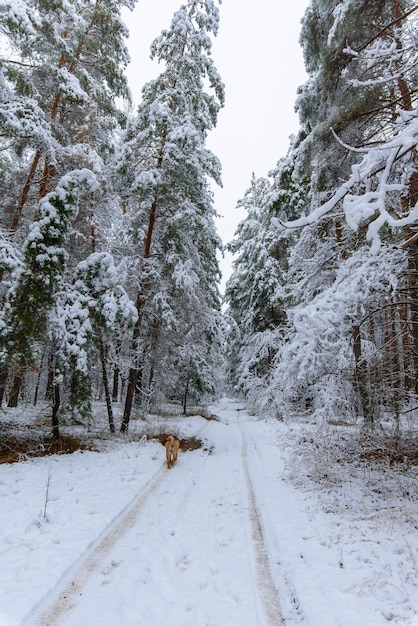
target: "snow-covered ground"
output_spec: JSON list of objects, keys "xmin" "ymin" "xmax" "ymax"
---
[{"xmin": 0, "ymin": 398, "xmax": 417, "ymax": 625}]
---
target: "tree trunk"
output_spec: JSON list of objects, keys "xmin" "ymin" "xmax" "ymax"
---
[
  {"xmin": 406, "ymin": 249, "xmax": 418, "ymax": 395},
  {"xmin": 33, "ymin": 346, "xmax": 46, "ymax": 406},
  {"xmin": 45, "ymin": 354, "xmax": 55, "ymax": 401},
  {"xmin": 112, "ymin": 341, "xmax": 121, "ymax": 402},
  {"xmin": 121, "ymin": 196, "xmax": 159, "ymax": 432},
  {"xmin": 0, "ymin": 366, "xmax": 8, "ymax": 407},
  {"xmin": 353, "ymin": 324, "xmax": 374, "ymax": 429},
  {"xmin": 182, "ymin": 378, "xmax": 190, "ymax": 415},
  {"xmin": 112, "ymin": 364, "xmax": 120, "ymax": 402},
  {"xmin": 383, "ymin": 304, "xmax": 402, "ymax": 416},
  {"xmin": 99, "ymin": 336, "xmax": 115, "ymax": 433},
  {"xmin": 10, "ymin": 151, "xmax": 41, "ymax": 234},
  {"xmin": 7, "ymin": 374, "xmax": 22, "ymax": 408},
  {"xmin": 121, "ymin": 365, "xmax": 139, "ymax": 432},
  {"xmin": 394, "ymin": 0, "xmax": 413, "ymax": 112},
  {"xmin": 52, "ymin": 382, "xmax": 60, "ymax": 439},
  {"xmin": 402, "ymin": 172, "xmax": 418, "ymax": 395}
]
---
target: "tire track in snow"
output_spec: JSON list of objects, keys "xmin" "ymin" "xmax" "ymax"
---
[
  {"xmin": 24, "ymin": 463, "xmax": 167, "ymax": 626},
  {"xmin": 238, "ymin": 415, "xmax": 285, "ymax": 626},
  {"xmin": 24, "ymin": 419, "xmax": 211, "ymax": 626}
]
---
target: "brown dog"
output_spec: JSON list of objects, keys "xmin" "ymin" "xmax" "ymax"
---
[{"xmin": 165, "ymin": 435, "xmax": 180, "ymax": 469}]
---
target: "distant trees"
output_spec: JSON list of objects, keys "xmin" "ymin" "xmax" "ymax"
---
[
  {"xmin": 226, "ymin": 0, "xmax": 418, "ymax": 429},
  {"xmin": 225, "ymin": 174, "xmax": 288, "ymax": 407},
  {"xmin": 0, "ymin": 0, "xmax": 225, "ymax": 432}
]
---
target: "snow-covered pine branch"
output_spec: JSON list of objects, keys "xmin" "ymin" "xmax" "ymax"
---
[
  {"xmin": 0, "ymin": 169, "xmax": 98, "ymax": 369},
  {"xmin": 277, "ymin": 110, "xmax": 418, "ymax": 253}
]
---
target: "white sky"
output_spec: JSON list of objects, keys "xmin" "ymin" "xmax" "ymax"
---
[{"xmin": 122, "ymin": 0, "xmax": 309, "ymax": 294}]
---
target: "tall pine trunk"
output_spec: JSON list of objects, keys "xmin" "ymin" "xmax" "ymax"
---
[
  {"xmin": 7, "ymin": 374, "xmax": 23, "ymax": 408},
  {"xmin": 99, "ymin": 336, "xmax": 115, "ymax": 433},
  {"xmin": 121, "ymin": 190, "xmax": 161, "ymax": 432},
  {"xmin": 52, "ymin": 381, "xmax": 60, "ymax": 439},
  {"xmin": 353, "ymin": 324, "xmax": 374, "ymax": 429},
  {"xmin": 112, "ymin": 340, "xmax": 121, "ymax": 402},
  {"xmin": 121, "ymin": 291, "xmax": 150, "ymax": 432}
]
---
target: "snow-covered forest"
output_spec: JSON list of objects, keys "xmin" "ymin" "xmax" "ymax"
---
[
  {"xmin": 1, "ymin": 1, "xmax": 418, "ymax": 624},
  {"xmin": 1, "ymin": 0, "xmax": 418, "ymax": 438},
  {"xmin": 226, "ymin": 0, "xmax": 418, "ymax": 436},
  {"xmin": 0, "ymin": 0, "xmax": 226, "ymax": 430}
]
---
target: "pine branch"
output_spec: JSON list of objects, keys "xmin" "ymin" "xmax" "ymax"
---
[{"xmin": 357, "ymin": 4, "xmax": 418, "ymax": 54}]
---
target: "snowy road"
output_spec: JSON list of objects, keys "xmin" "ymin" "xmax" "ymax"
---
[
  {"xmin": 24, "ymin": 401, "xmax": 284, "ymax": 626},
  {"xmin": 3, "ymin": 398, "xmax": 417, "ymax": 626}
]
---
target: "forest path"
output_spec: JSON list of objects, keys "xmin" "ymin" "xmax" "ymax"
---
[{"xmin": 25, "ymin": 400, "xmax": 284, "ymax": 626}]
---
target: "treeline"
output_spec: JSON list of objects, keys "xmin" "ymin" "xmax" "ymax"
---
[
  {"xmin": 0, "ymin": 0, "xmax": 226, "ymax": 433},
  {"xmin": 225, "ymin": 0, "xmax": 418, "ymax": 430}
]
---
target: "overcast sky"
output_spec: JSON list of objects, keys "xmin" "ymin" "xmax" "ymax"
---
[{"xmin": 122, "ymin": 0, "xmax": 310, "ymax": 293}]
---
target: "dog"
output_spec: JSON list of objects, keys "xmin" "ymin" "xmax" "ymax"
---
[{"xmin": 165, "ymin": 435, "xmax": 180, "ymax": 469}]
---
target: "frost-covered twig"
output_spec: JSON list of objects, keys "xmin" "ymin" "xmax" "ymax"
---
[{"xmin": 42, "ymin": 467, "xmax": 52, "ymax": 522}]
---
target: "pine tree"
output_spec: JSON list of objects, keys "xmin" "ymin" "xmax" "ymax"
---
[
  {"xmin": 0, "ymin": 170, "xmax": 99, "ymax": 410},
  {"xmin": 116, "ymin": 0, "xmax": 224, "ymax": 430}
]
